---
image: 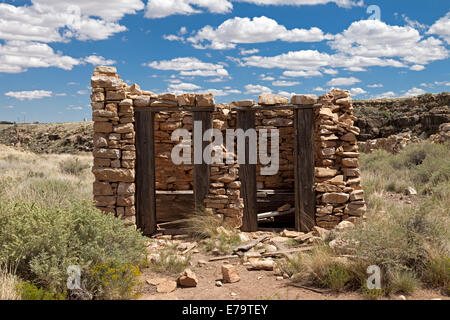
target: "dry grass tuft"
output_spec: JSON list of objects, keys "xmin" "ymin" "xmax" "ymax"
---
[
  {"xmin": 0, "ymin": 144, "xmax": 93, "ymax": 209},
  {"xmin": 0, "ymin": 267, "xmax": 20, "ymax": 300}
]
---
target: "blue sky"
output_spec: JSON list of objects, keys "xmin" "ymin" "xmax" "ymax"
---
[{"xmin": 0, "ymin": 0, "xmax": 449, "ymax": 123}]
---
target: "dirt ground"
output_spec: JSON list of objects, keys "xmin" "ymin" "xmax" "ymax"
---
[{"xmin": 138, "ymin": 243, "xmax": 447, "ymax": 301}]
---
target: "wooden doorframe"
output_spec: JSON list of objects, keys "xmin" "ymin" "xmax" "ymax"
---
[
  {"xmin": 134, "ymin": 106, "xmax": 215, "ymax": 236},
  {"xmin": 231, "ymin": 104, "xmax": 318, "ymax": 232}
]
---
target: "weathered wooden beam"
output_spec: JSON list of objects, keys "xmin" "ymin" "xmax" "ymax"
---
[
  {"xmin": 230, "ymin": 104, "xmax": 322, "ymax": 112},
  {"xmin": 135, "ymin": 111, "xmax": 157, "ymax": 236},
  {"xmin": 193, "ymin": 110, "xmax": 212, "ymax": 211},
  {"xmin": 261, "ymin": 246, "xmax": 314, "ymax": 257},
  {"xmin": 233, "ymin": 235, "xmax": 269, "ymax": 253},
  {"xmin": 208, "ymin": 255, "xmax": 240, "ymax": 262},
  {"xmin": 257, "ymin": 208, "xmax": 295, "ymax": 220},
  {"xmin": 135, "ymin": 106, "xmax": 216, "ymax": 113},
  {"xmin": 294, "ymin": 107, "xmax": 316, "ymax": 232},
  {"xmin": 237, "ymin": 110, "xmax": 258, "ymax": 232}
]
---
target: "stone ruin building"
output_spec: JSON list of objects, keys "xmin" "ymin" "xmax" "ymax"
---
[{"xmin": 90, "ymin": 66, "xmax": 366, "ymax": 235}]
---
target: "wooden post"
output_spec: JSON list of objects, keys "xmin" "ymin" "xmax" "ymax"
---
[
  {"xmin": 135, "ymin": 111, "xmax": 157, "ymax": 236},
  {"xmin": 193, "ymin": 111, "xmax": 212, "ymax": 211},
  {"xmin": 237, "ymin": 110, "xmax": 258, "ymax": 232},
  {"xmin": 294, "ymin": 106, "xmax": 316, "ymax": 232}
]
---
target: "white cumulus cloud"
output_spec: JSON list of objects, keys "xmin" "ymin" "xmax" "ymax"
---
[
  {"xmin": 144, "ymin": 57, "xmax": 229, "ymax": 78},
  {"xmin": 245, "ymin": 84, "xmax": 273, "ymax": 95},
  {"xmin": 84, "ymin": 55, "xmax": 116, "ymax": 66},
  {"xmin": 187, "ymin": 16, "xmax": 330, "ymax": 49},
  {"xmin": 145, "ymin": 0, "xmax": 232, "ymax": 18},
  {"xmin": 403, "ymin": 87, "xmax": 426, "ymax": 97},
  {"xmin": 145, "ymin": 0, "xmax": 362, "ymax": 19},
  {"xmin": 272, "ymin": 80, "xmax": 300, "ymax": 86},
  {"xmin": 5, "ymin": 90, "xmax": 53, "ymax": 101},
  {"xmin": 0, "ymin": 41, "xmax": 80, "ymax": 73},
  {"xmin": 327, "ymin": 77, "xmax": 360, "ymax": 86},
  {"xmin": 427, "ymin": 12, "xmax": 450, "ymax": 44}
]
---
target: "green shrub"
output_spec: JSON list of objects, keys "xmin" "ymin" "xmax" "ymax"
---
[
  {"xmin": 59, "ymin": 158, "xmax": 90, "ymax": 176},
  {"xmin": 88, "ymin": 262, "xmax": 142, "ymax": 300},
  {"xmin": 360, "ymin": 141, "xmax": 450, "ymax": 197},
  {"xmin": 387, "ymin": 270, "xmax": 420, "ymax": 295},
  {"xmin": 283, "ymin": 246, "xmax": 358, "ymax": 292},
  {"xmin": 425, "ymin": 255, "xmax": 450, "ymax": 296},
  {"xmin": 17, "ymin": 281, "xmax": 65, "ymax": 300},
  {"xmin": 361, "ymin": 287, "xmax": 385, "ymax": 300},
  {"xmin": 323, "ymin": 263, "xmax": 351, "ymax": 292},
  {"xmin": 0, "ymin": 201, "xmax": 147, "ymax": 299}
]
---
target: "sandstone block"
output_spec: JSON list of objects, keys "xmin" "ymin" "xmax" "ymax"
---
[
  {"xmin": 350, "ymin": 190, "xmax": 364, "ymax": 201},
  {"xmin": 122, "ymin": 151, "xmax": 136, "ymax": 160},
  {"xmin": 330, "ymin": 89, "xmax": 350, "ymax": 100},
  {"xmin": 93, "ymin": 182, "xmax": 114, "ymax": 196},
  {"xmin": 129, "ymin": 83, "xmax": 142, "ymax": 95},
  {"xmin": 91, "ymin": 75, "xmax": 122, "ymax": 89},
  {"xmin": 114, "ymin": 123, "xmax": 134, "ymax": 134},
  {"xmin": 291, "ymin": 94, "xmax": 317, "ymax": 105},
  {"xmin": 315, "ymin": 167, "xmax": 338, "ymax": 178},
  {"xmin": 94, "ymin": 196, "xmax": 116, "ymax": 207},
  {"xmin": 343, "ymin": 168, "xmax": 360, "ymax": 177},
  {"xmin": 158, "ymin": 93, "xmax": 177, "ymax": 102},
  {"xmin": 341, "ymin": 132, "xmax": 357, "ymax": 142},
  {"xmin": 345, "ymin": 202, "xmax": 366, "ymax": 216},
  {"xmin": 134, "ymin": 95, "xmax": 151, "ymax": 107},
  {"xmin": 93, "ymin": 134, "xmax": 108, "ymax": 148},
  {"xmin": 336, "ymin": 97, "xmax": 352, "ymax": 106},
  {"xmin": 94, "ymin": 122, "xmax": 113, "ymax": 133},
  {"xmin": 230, "ymin": 100, "xmax": 255, "ymax": 108},
  {"xmin": 196, "ymin": 93, "xmax": 215, "ymax": 107},
  {"xmin": 177, "ymin": 93, "xmax": 196, "ymax": 106},
  {"xmin": 95, "ymin": 66, "xmax": 117, "ymax": 74},
  {"xmin": 106, "ymin": 90, "xmax": 126, "ymax": 101},
  {"xmin": 341, "ymin": 158, "xmax": 359, "ymax": 168},
  {"xmin": 313, "ymin": 226, "xmax": 331, "ymax": 240},
  {"xmin": 335, "ymin": 220, "xmax": 355, "ymax": 232},
  {"xmin": 119, "ymin": 99, "xmax": 133, "ymax": 107},
  {"xmin": 117, "ymin": 182, "xmax": 135, "ymax": 195},
  {"xmin": 92, "ymin": 168, "xmax": 135, "ymax": 182},
  {"xmin": 93, "ymin": 148, "xmax": 121, "ymax": 159},
  {"xmin": 156, "ymin": 280, "xmax": 177, "ymax": 293},
  {"xmin": 258, "ymin": 94, "xmax": 288, "ymax": 106},
  {"xmin": 91, "ymin": 102, "xmax": 104, "ymax": 110},
  {"xmin": 125, "ymin": 206, "xmax": 136, "ymax": 216},
  {"xmin": 94, "ymin": 158, "xmax": 111, "ymax": 167},
  {"xmin": 222, "ymin": 264, "xmax": 240, "ymax": 283},
  {"xmin": 316, "ymin": 184, "xmax": 342, "ymax": 193},
  {"xmin": 160, "ymin": 122, "xmax": 182, "ymax": 131},
  {"xmin": 91, "ymin": 92, "xmax": 105, "ymax": 102},
  {"xmin": 322, "ymin": 193, "xmax": 350, "ymax": 204},
  {"xmin": 117, "ymin": 195, "xmax": 135, "ymax": 206},
  {"xmin": 177, "ymin": 269, "xmax": 198, "ymax": 287}
]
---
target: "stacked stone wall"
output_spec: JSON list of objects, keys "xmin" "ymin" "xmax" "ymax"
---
[{"xmin": 91, "ymin": 67, "xmax": 365, "ymax": 230}]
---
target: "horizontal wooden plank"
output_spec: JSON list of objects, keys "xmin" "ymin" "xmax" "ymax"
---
[
  {"xmin": 156, "ymin": 190, "xmax": 194, "ymax": 195},
  {"xmin": 135, "ymin": 106, "xmax": 216, "ymax": 113},
  {"xmin": 258, "ymin": 208, "xmax": 295, "ymax": 220},
  {"xmin": 230, "ymin": 104, "xmax": 322, "ymax": 111}
]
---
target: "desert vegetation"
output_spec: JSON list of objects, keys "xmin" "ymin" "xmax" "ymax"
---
[
  {"xmin": 278, "ymin": 141, "xmax": 449, "ymax": 298},
  {"xmin": 0, "ymin": 145, "xmax": 147, "ymax": 300},
  {"xmin": 0, "ymin": 140, "xmax": 448, "ymax": 300}
]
